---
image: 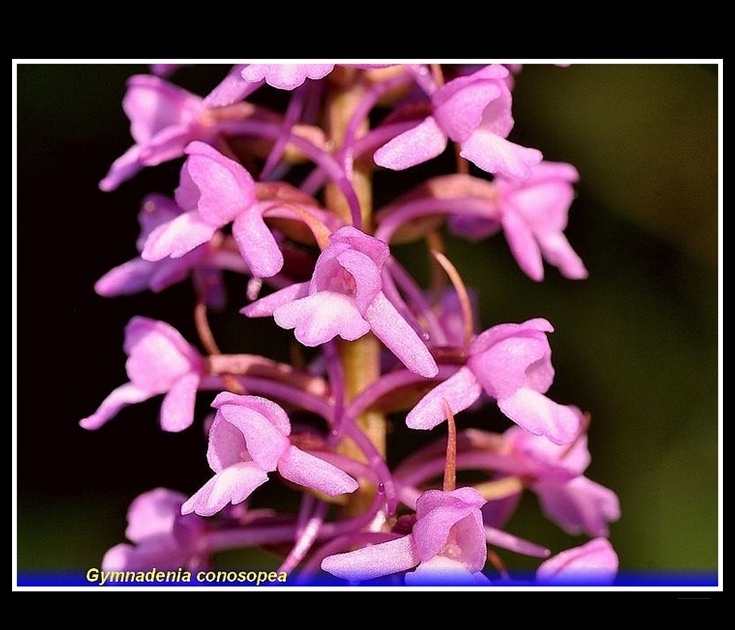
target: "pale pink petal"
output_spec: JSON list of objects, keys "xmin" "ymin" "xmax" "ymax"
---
[
  {"xmin": 536, "ymin": 538, "xmax": 618, "ymax": 585},
  {"xmin": 79, "ymin": 383, "xmax": 151, "ymax": 430},
  {"xmin": 274, "ymin": 292, "xmax": 370, "ymax": 346},
  {"xmin": 206, "ymin": 412, "xmax": 249, "ymax": 472},
  {"xmin": 278, "ymin": 445, "xmax": 358, "ymax": 496},
  {"xmin": 203, "ymin": 65, "xmax": 255, "ymax": 108},
  {"xmin": 218, "ymin": 403, "xmax": 290, "ymax": 471},
  {"xmin": 501, "ymin": 209, "xmax": 545, "ymax": 281},
  {"xmin": 177, "ymin": 141, "xmax": 256, "ymax": 225},
  {"xmin": 433, "ymin": 78, "xmax": 503, "ymax": 143},
  {"xmin": 460, "ymin": 131, "xmax": 542, "ymax": 181},
  {"xmin": 497, "ymin": 387, "xmax": 581, "ymax": 445},
  {"xmin": 534, "ymin": 477, "xmax": 621, "ymax": 537},
  {"xmin": 159, "ymin": 372, "xmax": 201, "ymax": 432},
  {"xmin": 181, "ymin": 462, "xmax": 269, "ymax": 517},
  {"xmin": 373, "ymin": 117, "xmax": 448, "ymax": 171},
  {"xmin": 125, "ymin": 488, "xmax": 188, "ymax": 542},
  {"xmin": 321, "ymin": 535, "xmax": 419, "ymax": 582},
  {"xmin": 241, "ymin": 64, "xmax": 335, "ymax": 90},
  {"xmin": 99, "ymin": 145, "xmax": 143, "ymax": 192},
  {"xmin": 211, "ymin": 393, "xmax": 292, "ymax": 436},
  {"xmin": 95, "ymin": 258, "xmax": 156, "ymax": 297},
  {"xmin": 123, "ymin": 317, "xmax": 200, "ymax": 391},
  {"xmin": 241, "ymin": 282, "xmax": 309, "ymax": 318},
  {"xmin": 141, "ymin": 210, "xmax": 219, "ymax": 261},
  {"xmin": 406, "ymin": 366, "xmax": 482, "ymax": 430},
  {"xmin": 231, "ymin": 209, "xmax": 284, "ymax": 278},
  {"xmin": 364, "ymin": 292, "xmax": 438, "ymax": 378}
]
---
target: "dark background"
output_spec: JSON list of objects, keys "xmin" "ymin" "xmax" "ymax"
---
[{"xmin": 15, "ymin": 63, "xmax": 720, "ymax": 581}]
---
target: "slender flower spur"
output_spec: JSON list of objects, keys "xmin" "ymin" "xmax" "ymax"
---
[{"xmin": 84, "ymin": 62, "xmax": 620, "ymax": 588}]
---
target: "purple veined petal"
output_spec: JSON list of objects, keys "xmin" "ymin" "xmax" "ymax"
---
[
  {"xmin": 373, "ymin": 116, "xmax": 448, "ymax": 171},
  {"xmin": 534, "ymin": 477, "xmax": 621, "ymax": 537},
  {"xmin": 460, "ymin": 130, "xmax": 542, "ymax": 181},
  {"xmin": 99, "ymin": 144, "xmax": 144, "ymax": 192},
  {"xmin": 125, "ymin": 488, "xmax": 187, "ymax": 542},
  {"xmin": 363, "ymin": 292, "xmax": 438, "ymax": 378},
  {"xmin": 277, "ymin": 445, "xmax": 359, "ymax": 496},
  {"xmin": 217, "ymin": 402, "xmax": 290, "ymax": 471},
  {"xmin": 180, "ymin": 462, "xmax": 270, "ymax": 517},
  {"xmin": 94, "ymin": 258, "xmax": 156, "ymax": 297},
  {"xmin": 231, "ymin": 208, "xmax": 284, "ymax": 278},
  {"xmin": 177, "ymin": 141, "xmax": 256, "ymax": 225},
  {"xmin": 241, "ymin": 64, "xmax": 335, "ymax": 90},
  {"xmin": 405, "ymin": 366, "xmax": 482, "ymax": 430},
  {"xmin": 274, "ymin": 292, "xmax": 371, "ymax": 346},
  {"xmin": 159, "ymin": 372, "xmax": 201, "ymax": 432},
  {"xmin": 141, "ymin": 210, "xmax": 219, "ymax": 261},
  {"xmin": 501, "ymin": 208, "xmax": 545, "ymax": 282},
  {"xmin": 321, "ymin": 535, "xmax": 419, "ymax": 582},
  {"xmin": 497, "ymin": 387, "xmax": 581, "ymax": 445},
  {"xmin": 535, "ymin": 538, "xmax": 618, "ymax": 585},
  {"xmin": 79, "ymin": 382, "xmax": 151, "ymax": 430}
]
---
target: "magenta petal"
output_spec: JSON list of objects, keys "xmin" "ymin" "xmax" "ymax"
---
[
  {"xmin": 178, "ymin": 141, "xmax": 256, "ymax": 225},
  {"xmin": 141, "ymin": 211, "xmax": 218, "ymax": 261},
  {"xmin": 217, "ymin": 403, "xmax": 290, "ymax": 471},
  {"xmin": 321, "ymin": 535, "xmax": 419, "ymax": 582},
  {"xmin": 180, "ymin": 462, "xmax": 269, "ymax": 517},
  {"xmin": 535, "ymin": 477, "xmax": 621, "ymax": 537},
  {"xmin": 79, "ymin": 383, "xmax": 150, "ymax": 430},
  {"xmin": 241, "ymin": 282, "xmax": 309, "ymax": 318},
  {"xmin": 460, "ymin": 131, "xmax": 542, "ymax": 180},
  {"xmin": 501, "ymin": 209, "xmax": 545, "ymax": 282},
  {"xmin": 497, "ymin": 387, "xmax": 581, "ymax": 445},
  {"xmin": 406, "ymin": 367, "xmax": 482, "ymax": 430},
  {"xmin": 363, "ymin": 292, "xmax": 438, "ymax": 378},
  {"xmin": 373, "ymin": 117, "xmax": 448, "ymax": 171},
  {"xmin": 274, "ymin": 292, "xmax": 370, "ymax": 346},
  {"xmin": 231, "ymin": 209, "xmax": 284, "ymax": 278},
  {"xmin": 277, "ymin": 445, "xmax": 358, "ymax": 496},
  {"xmin": 159, "ymin": 372, "xmax": 200, "ymax": 432},
  {"xmin": 95, "ymin": 258, "xmax": 156, "ymax": 297},
  {"xmin": 241, "ymin": 64, "xmax": 335, "ymax": 90},
  {"xmin": 125, "ymin": 488, "xmax": 187, "ymax": 542},
  {"xmin": 535, "ymin": 538, "xmax": 618, "ymax": 585},
  {"xmin": 99, "ymin": 145, "xmax": 144, "ymax": 192}
]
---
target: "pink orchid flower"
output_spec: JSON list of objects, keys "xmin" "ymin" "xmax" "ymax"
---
[
  {"xmin": 321, "ymin": 487, "xmax": 490, "ymax": 584},
  {"xmin": 181, "ymin": 394, "xmax": 358, "ymax": 517},
  {"xmin": 375, "ymin": 64, "xmax": 542, "ymax": 180},
  {"xmin": 406, "ymin": 318, "xmax": 581, "ymax": 445},
  {"xmin": 242, "ymin": 226, "xmax": 438, "ymax": 378},
  {"xmin": 79, "ymin": 317, "xmax": 203, "ymax": 432}
]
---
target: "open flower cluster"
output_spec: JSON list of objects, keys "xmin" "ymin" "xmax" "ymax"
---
[{"xmin": 83, "ymin": 63, "xmax": 619, "ymax": 587}]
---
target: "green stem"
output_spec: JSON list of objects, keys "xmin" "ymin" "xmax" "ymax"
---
[{"xmin": 324, "ymin": 67, "xmax": 386, "ymax": 517}]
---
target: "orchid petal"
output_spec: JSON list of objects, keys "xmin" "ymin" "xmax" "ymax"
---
[
  {"xmin": 181, "ymin": 462, "xmax": 269, "ymax": 517},
  {"xmin": 374, "ymin": 117, "xmax": 448, "ymax": 171},
  {"xmin": 278, "ymin": 445, "xmax": 359, "ymax": 496},
  {"xmin": 406, "ymin": 366, "xmax": 482, "ymax": 430},
  {"xmin": 321, "ymin": 535, "xmax": 419, "ymax": 582}
]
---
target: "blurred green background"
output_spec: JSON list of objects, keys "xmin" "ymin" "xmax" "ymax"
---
[{"xmin": 15, "ymin": 63, "xmax": 720, "ymax": 584}]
